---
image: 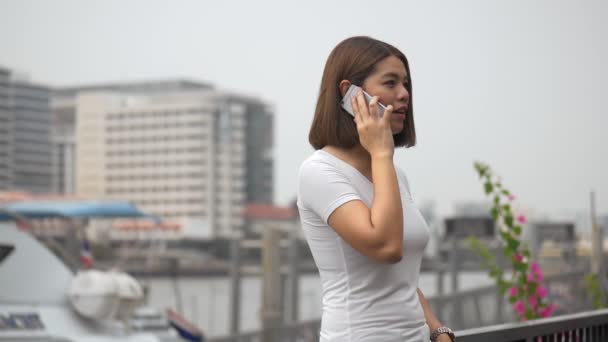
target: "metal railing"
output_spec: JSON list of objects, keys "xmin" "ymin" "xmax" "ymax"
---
[
  {"xmin": 428, "ymin": 268, "xmax": 593, "ymax": 330},
  {"xmin": 458, "ymin": 308, "xmax": 608, "ymax": 342},
  {"xmin": 208, "ymin": 269, "xmax": 598, "ymax": 342},
  {"xmin": 209, "ymin": 320, "xmax": 320, "ymax": 342},
  {"xmin": 208, "ymin": 309, "xmax": 608, "ymax": 342}
]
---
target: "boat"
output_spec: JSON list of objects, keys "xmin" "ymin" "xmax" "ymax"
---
[{"xmin": 0, "ymin": 200, "xmax": 204, "ymax": 342}]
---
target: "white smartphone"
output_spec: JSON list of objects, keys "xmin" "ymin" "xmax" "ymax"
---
[{"xmin": 341, "ymin": 84, "xmax": 387, "ymax": 118}]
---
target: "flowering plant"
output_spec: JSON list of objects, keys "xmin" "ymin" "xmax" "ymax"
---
[{"xmin": 468, "ymin": 161, "xmax": 555, "ymax": 320}]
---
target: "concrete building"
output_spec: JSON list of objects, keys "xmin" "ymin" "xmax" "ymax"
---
[
  {"xmin": 0, "ymin": 68, "xmax": 10, "ymax": 190},
  {"xmin": 0, "ymin": 66, "xmax": 53, "ymax": 193},
  {"xmin": 52, "ymin": 80, "xmax": 274, "ymax": 238}
]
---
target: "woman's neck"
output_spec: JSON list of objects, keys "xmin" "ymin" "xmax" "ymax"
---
[{"xmin": 323, "ymin": 144, "xmax": 372, "ymax": 179}]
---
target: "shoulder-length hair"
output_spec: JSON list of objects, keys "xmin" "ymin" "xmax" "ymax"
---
[{"xmin": 309, "ymin": 36, "xmax": 416, "ymax": 150}]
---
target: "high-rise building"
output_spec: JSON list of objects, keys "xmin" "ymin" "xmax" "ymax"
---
[
  {"xmin": 51, "ymin": 81, "xmax": 210, "ymax": 194},
  {"xmin": 0, "ymin": 66, "xmax": 52, "ymax": 193},
  {"xmin": 52, "ymin": 80, "xmax": 274, "ymax": 238},
  {"xmin": 0, "ymin": 67, "xmax": 11, "ymax": 190}
]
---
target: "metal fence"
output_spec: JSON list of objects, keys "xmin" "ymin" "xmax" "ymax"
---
[
  {"xmin": 208, "ymin": 269, "xmax": 598, "ymax": 342},
  {"xmin": 208, "ymin": 320, "xmax": 320, "ymax": 342},
  {"xmin": 458, "ymin": 308, "xmax": 608, "ymax": 342},
  {"xmin": 428, "ymin": 268, "xmax": 593, "ymax": 330}
]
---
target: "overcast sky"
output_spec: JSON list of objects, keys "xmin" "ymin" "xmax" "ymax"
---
[{"xmin": 1, "ymin": 0, "xmax": 606, "ymax": 224}]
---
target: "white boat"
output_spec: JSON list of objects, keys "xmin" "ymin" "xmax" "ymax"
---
[{"xmin": 0, "ymin": 201, "xmax": 201, "ymax": 342}]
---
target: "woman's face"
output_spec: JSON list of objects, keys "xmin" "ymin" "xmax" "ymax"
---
[{"xmin": 361, "ymin": 55, "xmax": 410, "ymax": 134}]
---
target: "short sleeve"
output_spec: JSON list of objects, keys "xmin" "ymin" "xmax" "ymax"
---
[{"xmin": 297, "ymin": 159, "xmax": 362, "ymax": 224}]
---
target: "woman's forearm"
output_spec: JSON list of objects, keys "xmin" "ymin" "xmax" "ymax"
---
[
  {"xmin": 369, "ymin": 154, "xmax": 404, "ymax": 247},
  {"xmin": 417, "ymin": 288, "xmax": 442, "ymax": 332}
]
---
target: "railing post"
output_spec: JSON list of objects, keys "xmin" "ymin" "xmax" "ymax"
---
[
  {"xmin": 229, "ymin": 233, "xmax": 242, "ymax": 335},
  {"xmin": 285, "ymin": 225, "xmax": 299, "ymax": 325},
  {"xmin": 261, "ymin": 225, "xmax": 282, "ymax": 342},
  {"xmin": 450, "ymin": 238, "xmax": 464, "ymax": 329},
  {"xmin": 450, "ymin": 238, "xmax": 459, "ymax": 293}
]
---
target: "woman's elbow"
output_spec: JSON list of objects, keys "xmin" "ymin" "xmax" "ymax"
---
[{"xmin": 376, "ymin": 244, "xmax": 403, "ymax": 264}]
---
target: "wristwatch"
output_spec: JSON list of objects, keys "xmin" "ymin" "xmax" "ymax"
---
[{"xmin": 430, "ymin": 326, "xmax": 455, "ymax": 341}]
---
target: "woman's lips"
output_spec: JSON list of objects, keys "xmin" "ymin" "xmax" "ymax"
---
[{"xmin": 392, "ymin": 113, "xmax": 406, "ymax": 120}]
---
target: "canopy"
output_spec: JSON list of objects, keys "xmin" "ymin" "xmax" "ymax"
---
[{"xmin": 0, "ymin": 201, "xmax": 149, "ymax": 221}]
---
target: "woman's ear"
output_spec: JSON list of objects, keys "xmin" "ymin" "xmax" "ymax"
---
[{"xmin": 339, "ymin": 80, "xmax": 352, "ymax": 97}]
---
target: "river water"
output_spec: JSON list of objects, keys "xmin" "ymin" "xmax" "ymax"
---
[{"xmin": 139, "ymin": 271, "xmax": 494, "ymax": 337}]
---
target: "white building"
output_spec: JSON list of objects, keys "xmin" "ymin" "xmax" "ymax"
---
[{"xmin": 53, "ymin": 81, "xmax": 274, "ymax": 239}]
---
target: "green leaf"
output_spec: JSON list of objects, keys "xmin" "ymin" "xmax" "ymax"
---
[
  {"xmin": 484, "ymin": 182, "xmax": 493, "ymax": 194},
  {"xmin": 505, "ymin": 215, "xmax": 514, "ymax": 228},
  {"xmin": 494, "ymin": 196, "xmax": 500, "ymax": 205},
  {"xmin": 474, "ymin": 162, "xmax": 485, "ymax": 177},
  {"xmin": 513, "ymin": 225, "xmax": 522, "ymax": 235},
  {"xmin": 509, "ymin": 296, "xmax": 518, "ymax": 304},
  {"xmin": 522, "ymin": 249, "xmax": 531, "ymax": 258},
  {"xmin": 507, "ymin": 239, "xmax": 520, "ymax": 251},
  {"xmin": 517, "ymin": 276, "xmax": 526, "ymax": 286},
  {"xmin": 514, "ymin": 262, "xmax": 527, "ymax": 273},
  {"xmin": 501, "ymin": 189, "xmax": 511, "ymax": 196},
  {"xmin": 527, "ymin": 282, "xmax": 538, "ymax": 295},
  {"xmin": 503, "ymin": 246, "xmax": 514, "ymax": 258},
  {"xmin": 491, "ymin": 207, "xmax": 499, "ymax": 220}
]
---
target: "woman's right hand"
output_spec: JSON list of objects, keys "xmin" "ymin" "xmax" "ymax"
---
[{"xmin": 351, "ymin": 90, "xmax": 395, "ymax": 158}]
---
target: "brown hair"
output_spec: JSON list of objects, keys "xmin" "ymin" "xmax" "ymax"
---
[{"xmin": 309, "ymin": 36, "xmax": 416, "ymax": 150}]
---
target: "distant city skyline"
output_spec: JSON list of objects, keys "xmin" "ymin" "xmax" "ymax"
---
[{"xmin": 1, "ymin": 0, "xmax": 606, "ymax": 225}]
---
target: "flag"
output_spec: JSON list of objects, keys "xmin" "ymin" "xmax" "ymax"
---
[
  {"xmin": 79, "ymin": 239, "xmax": 94, "ymax": 269},
  {"xmin": 166, "ymin": 308, "xmax": 204, "ymax": 342}
]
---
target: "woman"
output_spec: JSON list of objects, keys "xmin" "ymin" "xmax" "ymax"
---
[{"xmin": 297, "ymin": 36, "xmax": 455, "ymax": 342}]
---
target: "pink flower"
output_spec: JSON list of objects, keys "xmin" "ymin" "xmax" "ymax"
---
[
  {"xmin": 528, "ymin": 295, "xmax": 538, "ymax": 309},
  {"xmin": 540, "ymin": 304, "xmax": 555, "ymax": 318},
  {"xmin": 527, "ymin": 273, "xmax": 536, "ymax": 282},
  {"xmin": 514, "ymin": 254, "xmax": 524, "ymax": 262},
  {"xmin": 530, "ymin": 262, "xmax": 542, "ymax": 276},
  {"xmin": 509, "ymin": 287, "xmax": 518, "ymax": 297},
  {"xmin": 513, "ymin": 301, "xmax": 526, "ymax": 315},
  {"xmin": 516, "ymin": 214, "xmax": 528, "ymax": 224},
  {"xmin": 508, "ymin": 195, "xmax": 516, "ymax": 201},
  {"xmin": 536, "ymin": 286, "xmax": 548, "ymax": 299},
  {"xmin": 530, "ymin": 263, "xmax": 544, "ymax": 282}
]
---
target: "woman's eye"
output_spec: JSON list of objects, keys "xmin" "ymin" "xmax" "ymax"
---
[{"xmin": 384, "ymin": 81, "xmax": 396, "ymax": 87}]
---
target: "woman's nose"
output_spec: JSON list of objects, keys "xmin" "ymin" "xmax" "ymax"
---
[{"xmin": 398, "ymin": 85, "xmax": 410, "ymax": 102}]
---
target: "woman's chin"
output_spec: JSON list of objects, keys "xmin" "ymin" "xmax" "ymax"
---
[{"xmin": 391, "ymin": 123, "xmax": 405, "ymax": 135}]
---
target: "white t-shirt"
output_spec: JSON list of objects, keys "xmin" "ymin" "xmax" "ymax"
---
[{"xmin": 297, "ymin": 149, "xmax": 431, "ymax": 342}]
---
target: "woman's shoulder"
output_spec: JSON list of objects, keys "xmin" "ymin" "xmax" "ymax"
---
[{"xmin": 299, "ymin": 150, "xmax": 341, "ymax": 175}]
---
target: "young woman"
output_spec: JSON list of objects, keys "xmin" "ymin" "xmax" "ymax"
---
[{"xmin": 297, "ymin": 36, "xmax": 455, "ymax": 342}]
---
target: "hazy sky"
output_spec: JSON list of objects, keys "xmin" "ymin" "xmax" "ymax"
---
[{"xmin": 1, "ymin": 0, "xmax": 606, "ymax": 222}]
